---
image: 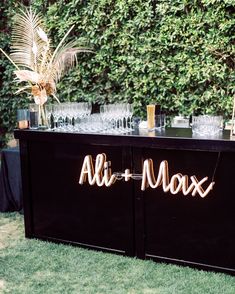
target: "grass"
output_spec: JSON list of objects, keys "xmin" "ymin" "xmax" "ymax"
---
[{"xmin": 0, "ymin": 213, "xmax": 234, "ymax": 294}]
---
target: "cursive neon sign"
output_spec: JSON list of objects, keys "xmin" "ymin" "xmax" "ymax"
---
[{"xmin": 79, "ymin": 153, "xmax": 215, "ymax": 198}]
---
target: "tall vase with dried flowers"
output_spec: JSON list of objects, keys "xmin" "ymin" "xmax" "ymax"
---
[{"xmin": 0, "ymin": 7, "xmax": 92, "ymax": 128}]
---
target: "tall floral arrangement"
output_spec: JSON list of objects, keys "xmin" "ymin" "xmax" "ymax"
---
[{"xmin": 0, "ymin": 7, "xmax": 92, "ymax": 125}]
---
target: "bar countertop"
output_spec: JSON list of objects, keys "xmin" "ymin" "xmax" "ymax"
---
[{"xmin": 14, "ymin": 127, "xmax": 235, "ymax": 152}]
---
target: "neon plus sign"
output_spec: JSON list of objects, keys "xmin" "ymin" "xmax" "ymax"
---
[{"xmin": 121, "ymin": 169, "xmax": 132, "ymax": 181}]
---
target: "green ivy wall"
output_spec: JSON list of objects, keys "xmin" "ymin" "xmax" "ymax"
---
[
  {"xmin": 0, "ymin": 0, "xmax": 234, "ymax": 135},
  {"xmin": 0, "ymin": 0, "xmax": 29, "ymax": 138}
]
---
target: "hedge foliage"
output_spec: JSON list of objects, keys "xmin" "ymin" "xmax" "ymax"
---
[
  {"xmin": 0, "ymin": 0, "xmax": 29, "ymax": 137},
  {"xmin": 0, "ymin": 0, "xmax": 234, "ymax": 135}
]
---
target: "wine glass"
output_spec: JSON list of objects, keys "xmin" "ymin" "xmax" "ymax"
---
[
  {"xmin": 126, "ymin": 104, "xmax": 134, "ymax": 132},
  {"xmin": 45, "ymin": 104, "xmax": 53, "ymax": 130}
]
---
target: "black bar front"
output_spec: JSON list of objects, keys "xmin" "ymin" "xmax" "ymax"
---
[{"xmin": 14, "ymin": 128, "xmax": 235, "ymax": 275}]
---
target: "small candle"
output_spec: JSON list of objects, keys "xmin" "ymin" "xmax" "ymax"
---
[
  {"xmin": 17, "ymin": 109, "xmax": 29, "ymax": 129},
  {"xmin": 18, "ymin": 120, "xmax": 29, "ymax": 129}
]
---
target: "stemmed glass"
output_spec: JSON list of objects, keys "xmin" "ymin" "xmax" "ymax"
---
[
  {"xmin": 100, "ymin": 105, "xmax": 110, "ymax": 132},
  {"xmin": 58, "ymin": 104, "xmax": 67, "ymax": 130},
  {"xmin": 74, "ymin": 102, "xmax": 92, "ymax": 132},
  {"xmin": 45, "ymin": 104, "xmax": 53, "ymax": 130},
  {"xmin": 118, "ymin": 104, "xmax": 128, "ymax": 133},
  {"xmin": 52, "ymin": 104, "xmax": 61, "ymax": 129},
  {"xmin": 66, "ymin": 103, "xmax": 76, "ymax": 131},
  {"xmin": 107, "ymin": 104, "xmax": 118, "ymax": 133},
  {"xmin": 125, "ymin": 104, "xmax": 134, "ymax": 132}
]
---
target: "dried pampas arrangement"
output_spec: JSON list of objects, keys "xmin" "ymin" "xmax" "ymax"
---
[{"xmin": 0, "ymin": 7, "xmax": 92, "ymax": 108}]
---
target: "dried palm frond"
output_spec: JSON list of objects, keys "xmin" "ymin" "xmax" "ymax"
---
[
  {"xmin": 49, "ymin": 41, "xmax": 93, "ymax": 83},
  {"xmin": 0, "ymin": 7, "xmax": 93, "ymax": 106},
  {"xmin": 14, "ymin": 70, "xmax": 40, "ymax": 83},
  {"xmin": 10, "ymin": 8, "xmax": 48, "ymax": 72}
]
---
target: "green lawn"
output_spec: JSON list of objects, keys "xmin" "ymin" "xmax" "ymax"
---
[{"xmin": 0, "ymin": 213, "xmax": 234, "ymax": 294}]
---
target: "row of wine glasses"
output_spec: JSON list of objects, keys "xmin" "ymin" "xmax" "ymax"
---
[
  {"xmin": 45, "ymin": 102, "xmax": 134, "ymax": 134},
  {"xmin": 100, "ymin": 104, "xmax": 134, "ymax": 133},
  {"xmin": 45, "ymin": 102, "xmax": 91, "ymax": 131}
]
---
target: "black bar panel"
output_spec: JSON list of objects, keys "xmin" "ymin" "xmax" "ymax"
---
[
  {"xmin": 140, "ymin": 148, "xmax": 235, "ymax": 274},
  {"xmin": 23, "ymin": 139, "xmax": 134, "ymax": 255}
]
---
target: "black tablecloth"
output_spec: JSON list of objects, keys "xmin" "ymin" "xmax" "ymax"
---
[{"xmin": 0, "ymin": 147, "xmax": 22, "ymax": 212}]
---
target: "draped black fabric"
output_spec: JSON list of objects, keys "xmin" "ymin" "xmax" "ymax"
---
[{"xmin": 0, "ymin": 147, "xmax": 22, "ymax": 212}]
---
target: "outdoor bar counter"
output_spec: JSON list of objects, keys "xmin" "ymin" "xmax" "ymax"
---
[{"xmin": 14, "ymin": 128, "xmax": 235, "ymax": 275}]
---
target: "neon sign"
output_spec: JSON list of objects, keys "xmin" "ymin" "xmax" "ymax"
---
[{"xmin": 79, "ymin": 153, "xmax": 215, "ymax": 198}]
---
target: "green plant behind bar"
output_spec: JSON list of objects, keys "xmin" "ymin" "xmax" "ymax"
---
[{"xmin": 1, "ymin": 0, "xmax": 234, "ymax": 133}]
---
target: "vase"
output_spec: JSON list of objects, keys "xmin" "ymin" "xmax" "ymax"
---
[
  {"xmin": 38, "ymin": 104, "xmax": 48, "ymax": 129},
  {"xmin": 192, "ymin": 115, "xmax": 223, "ymax": 137},
  {"xmin": 32, "ymin": 92, "xmax": 48, "ymax": 129},
  {"xmin": 28, "ymin": 103, "xmax": 48, "ymax": 129}
]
